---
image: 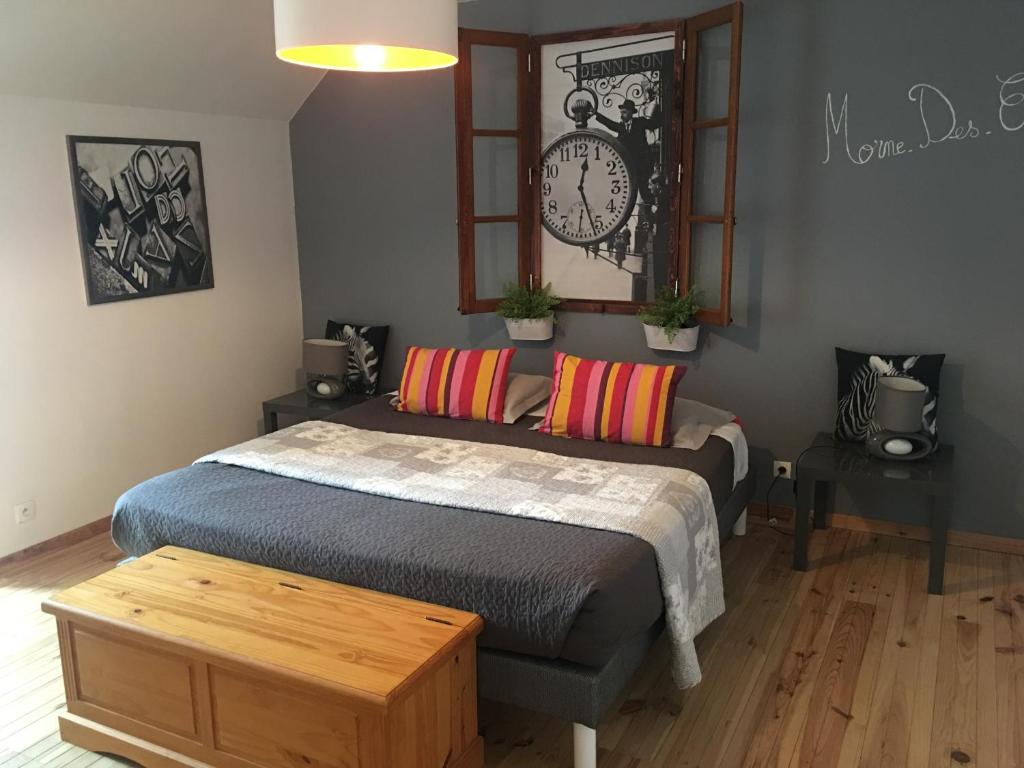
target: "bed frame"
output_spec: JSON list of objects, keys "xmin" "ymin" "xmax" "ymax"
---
[
  {"xmin": 475, "ymin": 469, "xmax": 756, "ymax": 768},
  {"xmin": 112, "ymin": 456, "xmax": 754, "ymax": 768}
]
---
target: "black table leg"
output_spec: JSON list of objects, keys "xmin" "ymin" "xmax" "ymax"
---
[
  {"xmin": 263, "ymin": 406, "xmax": 278, "ymax": 434},
  {"xmin": 793, "ymin": 474, "xmax": 814, "ymax": 571},
  {"xmin": 813, "ymin": 480, "xmax": 835, "ymax": 530},
  {"xmin": 928, "ymin": 495, "xmax": 949, "ymax": 595}
]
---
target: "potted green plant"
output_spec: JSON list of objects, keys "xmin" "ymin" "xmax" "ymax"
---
[
  {"xmin": 497, "ymin": 282, "xmax": 561, "ymax": 341},
  {"xmin": 637, "ymin": 285, "xmax": 701, "ymax": 352}
]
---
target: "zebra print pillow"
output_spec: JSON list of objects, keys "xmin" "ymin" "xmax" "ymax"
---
[
  {"xmin": 325, "ymin": 321, "xmax": 390, "ymax": 395},
  {"xmin": 835, "ymin": 348, "xmax": 944, "ymax": 449}
]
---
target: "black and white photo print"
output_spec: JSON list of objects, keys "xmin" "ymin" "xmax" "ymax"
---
[
  {"xmin": 539, "ymin": 30, "xmax": 679, "ymax": 304},
  {"xmin": 324, "ymin": 320, "xmax": 390, "ymax": 395},
  {"xmin": 68, "ymin": 136, "xmax": 214, "ymax": 305},
  {"xmin": 834, "ymin": 347, "xmax": 946, "ymax": 450}
]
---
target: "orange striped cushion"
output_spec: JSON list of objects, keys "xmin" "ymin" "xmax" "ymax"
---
[
  {"xmin": 396, "ymin": 346, "xmax": 516, "ymax": 424},
  {"xmin": 538, "ymin": 352, "xmax": 685, "ymax": 447}
]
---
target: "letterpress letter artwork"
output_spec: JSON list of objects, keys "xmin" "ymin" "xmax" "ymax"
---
[{"xmin": 68, "ymin": 136, "xmax": 214, "ymax": 304}]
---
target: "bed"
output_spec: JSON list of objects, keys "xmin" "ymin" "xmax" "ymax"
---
[{"xmin": 113, "ymin": 396, "xmax": 755, "ymax": 767}]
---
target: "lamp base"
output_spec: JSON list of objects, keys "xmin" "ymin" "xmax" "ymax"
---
[
  {"xmin": 306, "ymin": 377, "xmax": 345, "ymax": 400},
  {"xmin": 865, "ymin": 430, "xmax": 934, "ymax": 461}
]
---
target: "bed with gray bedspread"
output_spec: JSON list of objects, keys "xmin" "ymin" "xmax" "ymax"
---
[{"xmin": 113, "ymin": 396, "xmax": 754, "ymax": 725}]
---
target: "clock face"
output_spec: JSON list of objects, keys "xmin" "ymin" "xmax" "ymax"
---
[{"xmin": 540, "ymin": 130, "xmax": 637, "ymax": 246}]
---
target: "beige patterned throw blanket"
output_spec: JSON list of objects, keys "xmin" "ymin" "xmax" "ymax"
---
[{"xmin": 197, "ymin": 420, "xmax": 725, "ymax": 687}]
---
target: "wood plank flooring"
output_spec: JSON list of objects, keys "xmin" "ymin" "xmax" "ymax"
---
[{"xmin": 1, "ymin": 525, "xmax": 1021, "ymax": 767}]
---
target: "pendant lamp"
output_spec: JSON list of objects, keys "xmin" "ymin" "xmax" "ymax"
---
[{"xmin": 274, "ymin": 0, "xmax": 458, "ymax": 72}]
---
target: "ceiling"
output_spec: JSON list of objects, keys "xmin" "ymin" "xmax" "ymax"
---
[{"xmin": 0, "ymin": 0, "xmax": 325, "ymax": 120}]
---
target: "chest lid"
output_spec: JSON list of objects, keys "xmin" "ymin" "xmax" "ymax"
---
[{"xmin": 43, "ymin": 546, "xmax": 482, "ymax": 705}]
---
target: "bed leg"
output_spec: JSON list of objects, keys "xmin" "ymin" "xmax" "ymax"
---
[
  {"xmin": 732, "ymin": 508, "xmax": 748, "ymax": 537},
  {"xmin": 573, "ymin": 723, "xmax": 597, "ymax": 768}
]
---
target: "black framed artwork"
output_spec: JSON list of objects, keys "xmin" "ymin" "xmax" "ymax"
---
[{"xmin": 67, "ymin": 135, "xmax": 214, "ymax": 305}]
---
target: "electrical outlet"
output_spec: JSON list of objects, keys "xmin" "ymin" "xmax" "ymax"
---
[
  {"xmin": 13, "ymin": 500, "xmax": 36, "ymax": 525},
  {"xmin": 773, "ymin": 460, "xmax": 793, "ymax": 478}
]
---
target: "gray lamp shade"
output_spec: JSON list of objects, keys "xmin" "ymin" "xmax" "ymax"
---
[
  {"xmin": 303, "ymin": 339, "xmax": 349, "ymax": 378},
  {"xmin": 873, "ymin": 376, "xmax": 926, "ymax": 433}
]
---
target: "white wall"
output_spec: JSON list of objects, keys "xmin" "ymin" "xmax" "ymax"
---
[{"xmin": 0, "ymin": 94, "xmax": 304, "ymax": 558}]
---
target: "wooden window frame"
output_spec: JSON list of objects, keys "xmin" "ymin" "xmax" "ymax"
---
[
  {"xmin": 455, "ymin": 2, "xmax": 742, "ymax": 325},
  {"xmin": 678, "ymin": 2, "xmax": 743, "ymax": 326},
  {"xmin": 455, "ymin": 29, "xmax": 533, "ymax": 315}
]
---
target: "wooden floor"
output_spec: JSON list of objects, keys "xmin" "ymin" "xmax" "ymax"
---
[{"xmin": 2, "ymin": 525, "xmax": 1021, "ymax": 767}]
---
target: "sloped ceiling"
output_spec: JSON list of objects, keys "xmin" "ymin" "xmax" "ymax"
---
[{"xmin": 0, "ymin": 0, "xmax": 324, "ymax": 120}]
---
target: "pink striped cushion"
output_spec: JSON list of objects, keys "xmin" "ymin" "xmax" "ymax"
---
[
  {"xmin": 396, "ymin": 346, "xmax": 516, "ymax": 424},
  {"xmin": 538, "ymin": 352, "xmax": 685, "ymax": 446}
]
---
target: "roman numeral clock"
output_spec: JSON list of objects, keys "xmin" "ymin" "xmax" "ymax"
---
[{"xmin": 540, "ymin": 109, "xmax": 637, "ymax": 246}]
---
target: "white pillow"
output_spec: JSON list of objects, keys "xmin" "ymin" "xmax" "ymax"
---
[
  {"xmin": 503, "ymin": 374, "xmax": 552, "ymax": 424},
  {"xmin": 670, "ymin": 398, "xmax": 736, "ymax": 449},
  {"xmin": 671, "ymin": 398, "xmax": 748, "ymax": 486}
]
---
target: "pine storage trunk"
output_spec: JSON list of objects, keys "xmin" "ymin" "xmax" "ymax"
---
[{"xmin": 42, "ymin": 546, "xmax": 484, "ymax": 768}]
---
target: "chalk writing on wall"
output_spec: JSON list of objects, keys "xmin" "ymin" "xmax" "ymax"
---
[{"xmin": 822, "ymin": 72, "xmax": 1024, "ymax": 166}]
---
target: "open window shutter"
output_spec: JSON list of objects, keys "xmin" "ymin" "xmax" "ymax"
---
[
  {"xmin": 678, "ymin": 2, "xmax": 743, "ymax": 326},
  {"xmin": 455, "ymin": 29, "xmax": 533, "ymax": 314}
]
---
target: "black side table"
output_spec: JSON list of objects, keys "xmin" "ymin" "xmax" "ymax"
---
[
  {"xmin": 792, "ymin": 432, "xmax": 954, "ymax": 595},
  {"xmin": 262, "ymin": 389, "xmax": 374, "ymax": 433}
]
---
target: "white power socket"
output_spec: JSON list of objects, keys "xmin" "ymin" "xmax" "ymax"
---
[
  {"xmin": 13, "ymin": 500, "xmax": 36, "ymax": 525},
  {"xmin": 772, "ymin": 460, "xmax": 793, "ymax": 478}
]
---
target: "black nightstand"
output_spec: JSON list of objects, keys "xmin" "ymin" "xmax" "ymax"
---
[
  {"xmin": 262, "ymin": 389, "xmax": 374, "ymax": 433},
  {"xmin": 792, "ymin": 432, "xmax": 954, "ymax": 594}
]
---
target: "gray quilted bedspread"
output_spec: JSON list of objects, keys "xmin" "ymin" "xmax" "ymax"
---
[{"xmin": 112, "ymin": 398, "xmax": 736, "ymax": 666}]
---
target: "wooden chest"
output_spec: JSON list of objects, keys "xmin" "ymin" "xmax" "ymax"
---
[{"xmin": 42, "ymin": 546, "xmax": 484, "ymax": 768}]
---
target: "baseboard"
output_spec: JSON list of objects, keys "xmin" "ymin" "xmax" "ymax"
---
[
  {"xmin": 0, "ymin": 515, "xmax": 112, "ymax": 568},
  {"xmin": 749, "ymin": 503, "xmax": 1024, "ymax": 557}
]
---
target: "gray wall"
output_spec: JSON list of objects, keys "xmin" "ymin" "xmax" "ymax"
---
[{"xmin": 290, "ymin": 0, "xmax": 1024, "ymax": 538}]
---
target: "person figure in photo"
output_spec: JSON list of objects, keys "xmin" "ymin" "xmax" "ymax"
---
[
  {"xmin": 594, "ymin": 95, "xmax": 661, "ymax": 203},
  {"xmin": 613, "ymin": 228, "xmax": 631, "ymax": 269}
]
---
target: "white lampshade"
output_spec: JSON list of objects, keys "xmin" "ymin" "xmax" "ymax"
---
[{"xmin": 274, "ymin": 0, "xmax": 458, "ymax": 72}]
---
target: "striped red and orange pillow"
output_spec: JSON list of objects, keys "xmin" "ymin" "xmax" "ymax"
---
[
  {"xmin": 396, "ymin": 346, "xmax": 516, "ymax": 424},
  {"xmin": 539, "ymin": 352, "xmax": 685, "ymax": 447}
]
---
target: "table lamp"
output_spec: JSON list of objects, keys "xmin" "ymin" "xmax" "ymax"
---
[
  {"xmin": 303, "ymin": 339, "xmax": 349, "ymax": 400},
  {"xmin": 865, "ymin": 376, "xmax": 933, "ymax": 461}
]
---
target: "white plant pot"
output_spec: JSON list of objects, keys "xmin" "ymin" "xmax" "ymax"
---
[
  {"xmin": 505, "ymin": 316, "xmax": 554, "ymax": 341},
  {"xmin": 643, "ymin": 323, "xmax": 699, "ymax": 352}
]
